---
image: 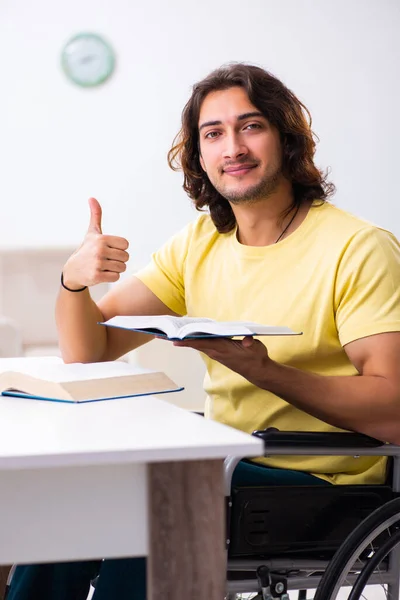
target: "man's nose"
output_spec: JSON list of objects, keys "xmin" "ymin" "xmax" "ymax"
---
[{"xmin": 222, "ymin": 133, "xmax": 247, "ymax": 161}]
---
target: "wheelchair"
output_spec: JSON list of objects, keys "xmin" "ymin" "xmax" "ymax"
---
[{"xmin": 224, "ymin": 429, "xmax": 400, "ymax": 600}]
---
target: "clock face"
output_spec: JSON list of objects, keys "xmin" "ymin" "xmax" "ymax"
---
[{"xmin": 61, "ymin": 33, "xmax": 115, "ymax": 87}]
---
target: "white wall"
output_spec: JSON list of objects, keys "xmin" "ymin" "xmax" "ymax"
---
[{"xmin": 1, "ymin": 0, "xmax": 399, "ymax": 268}]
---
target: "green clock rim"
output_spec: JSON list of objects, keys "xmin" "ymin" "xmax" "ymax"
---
[{"xmin": 61, "ymin": 32, "xmax": 116, "ymax": 88}]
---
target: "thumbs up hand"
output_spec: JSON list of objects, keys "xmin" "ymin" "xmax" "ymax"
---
[{"xmin": 62, "ymin": 198, "xmax": 130, "ymax": 290}]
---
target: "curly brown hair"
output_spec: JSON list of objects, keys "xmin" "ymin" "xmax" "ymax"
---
[{"xmin": 168, "ymin": 63, "xmax": 335, "ymax": 233}]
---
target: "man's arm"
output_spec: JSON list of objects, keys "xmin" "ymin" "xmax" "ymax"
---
[
  {"xmin": 56, "ymin": 198, "xmax": 176, "ymax": 363},
  {"xmin": 254, "ymin": 332, "xmax": 400, "ymax": 443},
  {"xmin": 173, "ymin": 332, "xmax": 400, "ymax": 444},
  {"xmin": 57, "ymin": 276, "xmax": 176, "ymax": 363}
]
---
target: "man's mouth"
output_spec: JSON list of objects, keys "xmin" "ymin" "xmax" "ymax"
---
[{"xmin": 223, "ymin": 164, "xmax": 258, "ymax": 176}]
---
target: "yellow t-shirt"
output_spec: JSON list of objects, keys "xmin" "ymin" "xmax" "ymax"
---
[{"xmin": 136, "ymin": 202, "xmax": 400, "ymax": 484}]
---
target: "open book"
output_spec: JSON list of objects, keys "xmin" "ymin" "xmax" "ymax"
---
[
  {"xmin": 100, "ymin": 315, "xmax": 301, "ymax": 341},
  {"xmin": 0, "ymin": 356, "xmax": 183, "ymax": 403}
]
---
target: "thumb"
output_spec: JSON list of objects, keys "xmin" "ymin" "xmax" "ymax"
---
[{"xmin": 87, "ymin": 197, "xmax": 102, "ymax": 234}]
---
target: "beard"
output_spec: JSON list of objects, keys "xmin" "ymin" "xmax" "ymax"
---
[{"xmin": 212, "ymin": 164, "xmax": 282, "ymax": 205}]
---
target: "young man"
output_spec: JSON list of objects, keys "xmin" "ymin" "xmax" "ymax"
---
[{"xmin": 8, "ymin": 63, "xmax": 400, "ymax": 599}]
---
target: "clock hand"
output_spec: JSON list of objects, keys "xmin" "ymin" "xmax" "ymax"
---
[{"xmin": 80, "ymin": 55, "xmax": 97, "ymax": 65}]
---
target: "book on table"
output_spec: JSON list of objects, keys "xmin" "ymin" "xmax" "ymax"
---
[
  {"xmin": 0, "ymin": 356, "xmax": 183, "ymax": 403},
  {"xmin": 100, "ymin": 315, "xmax": 302, "ymax": 341}
]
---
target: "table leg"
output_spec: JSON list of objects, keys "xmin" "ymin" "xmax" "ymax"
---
[{"xmin": 148, "ymin": 459, "xmax": 226, "ymax": 600}]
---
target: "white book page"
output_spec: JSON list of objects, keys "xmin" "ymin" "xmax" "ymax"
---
[
  {"xmin": 103, "ymin": 315, "xmax": 214, "ymax": 337},
  {"xmin": 0, "ymin": 357, "xmax": 154, "ymax": 383},
  {"xmin": 179, "ymin": 321, "xmax": 298, "ymax": 338},
  {"xmin": 179, "ymin": 322, "xmax": 254, "ymax": 338},
  {"xmin": 103, "ymin": 316, "xmax": 299, "ymax": 338},
  {"xmin": 0, "ymin": 357, "xmax": 63, "ymax": 375},
  {"xmin": 219, "ymin": 321, "xmax": 297, "ymax": 335}
]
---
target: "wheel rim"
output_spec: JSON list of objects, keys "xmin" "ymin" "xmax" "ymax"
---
[{"xmin": 322, "ymin": 513, "xmax": 400, "ymax": 600}]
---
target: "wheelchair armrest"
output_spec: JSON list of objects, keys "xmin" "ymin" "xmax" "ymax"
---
[
  {"xmin": 252, "ymin": 428, "xmax": 385, "ymax": 449},
  {"xmin": 224, "ymin": 429, "xmax": 395, "ymax": 495}
]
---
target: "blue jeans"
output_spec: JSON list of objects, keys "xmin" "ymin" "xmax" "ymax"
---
[{"xmin": 7, "ymin": 462, "xmax": 329, "ymax": 600}]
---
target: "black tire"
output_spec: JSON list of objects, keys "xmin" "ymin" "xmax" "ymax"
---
[{"xmin": 315, "ymin": 497, "xmax": 400, "ymax": 600}]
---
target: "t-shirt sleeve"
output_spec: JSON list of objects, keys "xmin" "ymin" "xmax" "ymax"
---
[
  {"xmin": 134, "ymin": 221, "xmax": 196, "ymax": 316},
  {"xmin": 335, "ymin": 227, "xmax": 400, "ymax": 346}
]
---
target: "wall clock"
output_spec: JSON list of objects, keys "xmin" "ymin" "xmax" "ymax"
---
[{"xmin": 61, "ymin": 33, "xmax": 115, "ymax": 87}]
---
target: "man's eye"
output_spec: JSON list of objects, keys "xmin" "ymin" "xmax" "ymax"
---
[
  {"xmin": 245, "ymin": 123, "xmax": 262, "ymax": 130},
  {"xmin": 205, "ymin": 131, "xmax": 220, "ymax": 139}
]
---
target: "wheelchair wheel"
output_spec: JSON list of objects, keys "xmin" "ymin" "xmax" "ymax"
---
[{"xmin": 315, "ymin": 497, "xmax": 400, "ymax": 600}]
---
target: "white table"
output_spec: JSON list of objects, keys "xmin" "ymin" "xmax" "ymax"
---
[{"xmin": 0, "ymin": 394, "xmax": 263, "ymax": 599}]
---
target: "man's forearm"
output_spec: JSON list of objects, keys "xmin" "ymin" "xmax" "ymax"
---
[
  {"xmin": 56, "ymin": 287, "xmax": 107, "ymax": 363},
  {"xmin": 257, "ymin": 360, "xmax": 400, "ymax": 443}
]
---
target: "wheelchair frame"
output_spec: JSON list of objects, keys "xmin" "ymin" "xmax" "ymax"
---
[{"xmin": 224, "ymin": 431, "xmax": 400, "ymax": 600}]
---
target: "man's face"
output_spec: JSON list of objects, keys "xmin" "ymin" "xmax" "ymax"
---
[{"xmin": 198, "ymin": 86, "xmax": 283, "ymax": 204}]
